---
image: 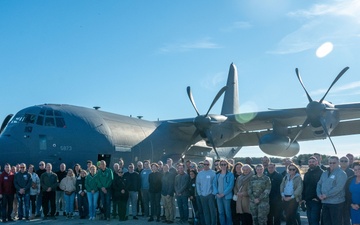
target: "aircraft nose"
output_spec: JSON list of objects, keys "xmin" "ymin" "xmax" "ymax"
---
[{"xmin": 0, "ymin": 135, "xmax": 29, "ymax": 165}]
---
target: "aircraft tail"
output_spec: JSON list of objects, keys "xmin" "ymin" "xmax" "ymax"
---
[{"xmin": 221, "ymin": 63, "xmax": 239, "ymax": 115}]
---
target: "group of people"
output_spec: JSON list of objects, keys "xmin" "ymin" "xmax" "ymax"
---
[
  {"xmin": 0, "ymin": 153, "xmax": 359, "ymax": 225},
  {"xmin": 230, "ymin": 153, "xmax": 360, "ymax": 225}
]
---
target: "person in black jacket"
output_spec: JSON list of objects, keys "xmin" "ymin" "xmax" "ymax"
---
[
  {"xmin": 76, "ymin": 170, "xmax": 88, "ymax": 219},
  {"xmin": 161, "ymin": 164, "xmax": 176, "ymax": 223},
  {"xmin": 148, "ymin": 163, "xmax": 162, "ymax": 222},
  {"xmin": 301, "ymin": 156, "xmax": 323, "ymax": 225},
  {"xmin": 124, "ymin": 163, "xmax": 140, "ymax": 220},
  {"xmin": 111, "ymin": 167, "xmax": 129, "ymax": 221},
  {"xmin": 267, "ymin": 163, "xmax": 283, "ymax": 225}
]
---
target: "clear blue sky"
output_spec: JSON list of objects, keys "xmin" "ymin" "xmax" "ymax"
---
[{"xmin": 1, "ymin": 1, "xmax": 360, "ymax": 158}]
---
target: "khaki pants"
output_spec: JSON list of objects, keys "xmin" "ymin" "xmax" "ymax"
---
[{"xmin": 162, "ymin": 195, "xmax": 175, "ymax": 222}]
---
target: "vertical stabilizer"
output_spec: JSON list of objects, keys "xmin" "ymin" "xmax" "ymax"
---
[{"xmin": 221, "ymin": 63, "xmax": 239, "ymax": 115}]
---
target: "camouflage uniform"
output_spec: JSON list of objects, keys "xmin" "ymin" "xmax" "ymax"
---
[{"xmin": 248, "ymin": 174, "xmax": 271, "ymax": 225}]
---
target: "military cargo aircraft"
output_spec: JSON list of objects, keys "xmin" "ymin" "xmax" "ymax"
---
[{"xmin": 1, "ymin": 63, "xmax": 360, "ymax": 168}]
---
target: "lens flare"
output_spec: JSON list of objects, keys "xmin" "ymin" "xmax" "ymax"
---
[{"xmin": 316, "ymin": 42, "xmax": 333, "ymax": 58}]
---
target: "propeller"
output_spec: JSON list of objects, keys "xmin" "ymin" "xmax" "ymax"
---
[
  {"xmin": 288, "ymin": 67, "xmax": 349, "ymax": 154},
  {"xmin": 185, "ymin": 86, "xmax": 227, "ymax": 159}
]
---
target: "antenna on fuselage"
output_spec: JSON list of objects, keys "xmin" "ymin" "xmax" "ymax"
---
[{"xmin": 93, "ymin": 106, "xmax": 101, "ymax": 110}]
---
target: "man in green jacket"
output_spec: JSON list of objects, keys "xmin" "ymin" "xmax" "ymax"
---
[
  {"xmin": 97, "ymin": 160, "xmax": 113, "ymax": 221},
  {"xmin": 40, "ymin": 163, "xmax": 58, "ymax": 220}
]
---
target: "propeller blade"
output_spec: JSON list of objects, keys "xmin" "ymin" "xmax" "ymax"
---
[
  {"xmin": 205, "ymin": 129, "xmax": 220, "ymax": 159},
  {"xmin": 286, "ymin": 118, "xmax": 310, "ymax": 150},
  {"xmin": 319, "ymin": 67, "xmax": 349, "ymax": 103},
  {"xmin": 320, "ymin": 119, "xmax": 337, "ymax": 154},
  {"xmin": 205, "ymin": 86, "xmax": 227, "ymax": 116},
  {"xmin": 296, "ymin": 68, "xmax": 313, "ymax": 103},
  {"xmin": 187, "ymin": 86, "xmax": 200, "ymax": 116}
]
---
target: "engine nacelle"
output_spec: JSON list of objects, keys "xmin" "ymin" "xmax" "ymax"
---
[{"xmin": 259, "ymin": 133, "xmax": 300, "ymax": 157}]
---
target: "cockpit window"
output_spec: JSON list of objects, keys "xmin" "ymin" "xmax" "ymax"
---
[
  {"xmin": 44, "ymin": 117, "xmax": 55, "ymax": 126},
  {"xmin": 46, "ymin": 110, "xmax": 54, "ymax": 116},
  {"xmin": 9, "ymin": 107, "xmax": 66, "ymax": 128},
  {"xmin": 55, "ymin": 117, "xmax": 65, "ymax": 128},
  {"xmin": 54, "ymin": 110, "xmax": 62, "ymax": 116},
  {"xmin": 36, "ymin": 116, "xmax": 44, "ymax": 126},
  {"xmin": 23, "ymin": 114, "xmax": 36, "ymax": 124}
]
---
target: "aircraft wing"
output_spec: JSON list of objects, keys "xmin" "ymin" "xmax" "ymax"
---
[
  {"xmin": 225, "ymin": 103, "xmax": 360, "ymax": 130},
  {"xmin": 222, "ymin": 103, "xmax": 360, "ymax": 147}
]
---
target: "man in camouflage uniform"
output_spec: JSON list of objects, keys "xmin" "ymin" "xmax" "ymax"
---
[{"xmin": 248, "ymin": 164, "xmax": 271, "ymax": 225}]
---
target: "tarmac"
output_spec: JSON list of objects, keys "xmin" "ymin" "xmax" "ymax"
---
[{"xmin": 4, "ymin": 209, "xmax": 309, "ymax": 225}]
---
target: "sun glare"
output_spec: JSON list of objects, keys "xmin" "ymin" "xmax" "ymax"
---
[{"xmin": 316, "ymin": 42, "xmax": 333, "ymax": 58}]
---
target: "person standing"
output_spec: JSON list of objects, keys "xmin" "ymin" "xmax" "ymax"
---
[
  {"xmin": 35, "ymin": 161, "xmax": 46, "ymax": 218},
  {"xmin": 14, "ymin": 163, "xmax": 32, "ymax": 220},
  {"xmin": 248, "ymin": 164, "xmax": 271, "ymax": 225},
  {"xmin": 213, "ymin": 159, "xmax": 234, "ymax": 225},
  {"xmin": 55, "ymin": 163, "xmax": 67, "ymax": 216},
  {"xmin": 234, "ymin": 164, "xmax": 254, "ymax": 225},
  {"xmin": 340, "ymin": 156, "xmax": 354, "ymax": 225},
  {"xmin": 28, "ymin": 164, "xmax": 40, "ymax": 220},
  {"xmin": 124, "ymin": 163, "xmax": 140, "ymax": 220},
  {"xmin": 314, "ymin": 153, "xmax": 327, "ymax": 171},
  {"xmin": 261, "ymin": 157, "xmax": 270, "ymax": 176},
  {"xmin": 0, "ymin": 164, "xmax": 16, "ymax": 222},
  {"xmin": 188, "ymin": 170, "xmax": 199, "ymax": 225},
  {"xmin": 345, "ymin": 162, "xmax": 360, "ymax": 225},
  {"xmin": 97, "ymin": 160, "xmax": 113, "ymax": 221},
  {"xmin": 232, "ymin": 162, "xmax": 243, "ymax": 224},
  {"xmin": 316, "ymin": 155, "xmax": 347, "ymax": 225},
  {"xmin": 85, "ymin": 165, "xmax": 99, "ymax": 220},
  {"xmin": 135, "ymin": 161, "xmax": 144, "ymax": 216},
  {"xmin": 175, "ymin": 163, "xmax": 190, "ymax": 224},
  {"xmin": 112, "ymin": 167, "xmax": 129, "ymax": 221},
  {"xmin": 111, "ymin": 163, "xmax": 120, "ymax": 219},
  {"xmin": 140, "ymin": 160, "xmax": 152, "ymax": 218},
  {"xmin": 76, "ymin": 169, "xmax": 88, "ymax": 219},
  {"xmin": 346, "ymin": 153, "xmax": 355, "ymax": 168},
  {"xmin": 148, "ymin": 163, "xmax": 162, "ymax": 222},
  {"xmin": 162, "ymin": 164, "xmax": 176, "ymax": 223},
  {"xmin": 280, "ymin": 163, "xmax": 303, "ymax": 225},
  {"xmin": 196, "ymin": 159, "xmax": 217, "ymax": 225},
  {"xmin": 40, "ymin": 163, "xmax": 58, "ymax": 220},
  {"xmin": 266, "ymin": 163, "xmax": 283, "ymax": 225},
  {"xmin": 301, "ymin": 156, "xmax": 323, "ymax": 225},
  {"xmin": 59, "ymin": 169, "xmax": 76, "ymax": 219}
]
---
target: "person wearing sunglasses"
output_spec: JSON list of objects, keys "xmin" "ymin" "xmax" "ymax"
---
[
  {"xmin": 316, "ymin": 156, "xmax": 347, "ymax": 225},
  {"xmin": 196, "ymin": 160, "xmax": 216, "ymax": 225},
  {"xmin": 280, "ymin": 163, "xmax": 303, "ymax": 225},
  {"xmin": 14, "ymin": 163, "xmax": 32, "ymax": 221},
  {"xmin": 213, "ymin": 160, "xmax": 234, "ymax": 225}
]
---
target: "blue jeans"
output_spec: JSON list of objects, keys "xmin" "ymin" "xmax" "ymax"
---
[
  {"xmin": 127, "ymin": 191, "xmax": 138, "ymax": 217},
  {"xmin": 99, "ymin": 189, "xmax": 111, "ymax": 219},
  {"xmin": 87, "ymin": 191, "xmax": 99, "ymax": 218},
  {"xmin": 200, "ymin": 194, "xmax": 217, "ymax": 225},
  {"xmin": 216, "ymin": 197, "xmax": 232, "ymax": 225},
  {"xmin": 176, "ymin": 195, "xmax": 189, "ymax": 222},
  {"xmin": 36, "ymin": 192, "xmax": 42, "ymax": 216},
  {"xmin": 306, "ymin": 199, "xmax": 322, "ymax": 225},
  {"xmin": 64, "ymin": 192, "xmax": 75, "ymax": 214},
  {"xmin": 17, "ymin": 193, "xmax": 30, "ymax": 219}
]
